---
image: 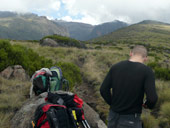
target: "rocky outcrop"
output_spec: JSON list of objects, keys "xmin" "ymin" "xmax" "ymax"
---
[
  {"xmin": 0, "ymin": 65, "xmax": 29, "ymax": 81},
  {"xmin": 41, "ymin": 38, "xmax": 58, "ymax": 47},
  {"xmin": 11, "ymin": 92, "xmax": 107, "ymax": 128},
  {"xmin": 83, "ymin": 102, "xmax": 107, "ymax": 128},
  {"xmin": 40, "ymin": 37, "xmax": 87, "ymax": 49}
]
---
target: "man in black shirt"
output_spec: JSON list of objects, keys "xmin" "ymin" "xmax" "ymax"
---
[{"xmin": 100, "ymin": 45, "xmax": 158, "ymax": 128}]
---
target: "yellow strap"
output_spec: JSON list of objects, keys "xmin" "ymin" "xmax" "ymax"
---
[
  {"xmin": 72, "ymin": 110, "xmax": 80, "ymax": 128},
  {"xmin": 32, "ymin": 121, "xmax": 35, "ymax": 128},
  {"xmin": 72, "ymin": 110, "xmax": 77, "ymax": 120}
]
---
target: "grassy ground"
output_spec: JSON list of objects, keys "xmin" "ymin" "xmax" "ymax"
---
[
  {"xmin": 0, "ymin": 40, "xmax": 170, "ymax": 127},
  {"xmin": 0, "ymin": 77, "xmax": 30, "ymax": 128}
]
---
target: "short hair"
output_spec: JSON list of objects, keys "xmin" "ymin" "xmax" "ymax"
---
[{"xmin": 131, "ymin": 45, "xmax": 147, "ymax": 57}]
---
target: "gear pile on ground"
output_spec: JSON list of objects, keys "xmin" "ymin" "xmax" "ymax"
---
[
  {"xmin": 11, "ymin": 92, "xmax": 107, "ymax": 128},
  {"xmin": 11, "ymin": 67, "xmax": 106, "ymax": 128}
]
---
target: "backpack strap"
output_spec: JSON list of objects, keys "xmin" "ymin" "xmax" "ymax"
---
[
  {"xmin": 37, "ymin": 118, "xmax": 48, "ymax": 128},
  {"xmin": 62, "ymin": 78, "xmax": 69, "ymax": 91}
]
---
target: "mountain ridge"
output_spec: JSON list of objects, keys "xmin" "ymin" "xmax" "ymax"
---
[
  {"xmin": 0, "ymin": 11, "xmax": 69, "ymax": 40},
  {"xmin": 55, "ymin": 19, "xmax": 128, "ymax": 40},
  {"xmin": 91, "ymin": 20, "xmax": 170, "ymax": 44}
]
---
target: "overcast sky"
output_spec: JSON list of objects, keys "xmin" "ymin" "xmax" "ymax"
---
[{"xmin": 0, "ymin": 0, "xmax": 170, "ymax": 25}]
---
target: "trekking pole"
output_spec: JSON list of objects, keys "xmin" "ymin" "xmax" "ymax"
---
[
  {"xmin": 82, "ymin": 120, "xmax": 90, "ymax": 128},
  {"xmin": 84, "ymin": 120, "xmax": 91, "ymax": 128},
  {"xmin": 81, "ymin": 120, "xmax": 87, "ymax": 128}
]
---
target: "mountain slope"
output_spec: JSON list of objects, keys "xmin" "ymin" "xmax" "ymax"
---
[
  {"xmin": 54, "ymin": 20, "xmax": 94, "ymax": 41},
  {"xmin": 88, "ymin": 20, "xmax": 128, "ymax": 40},
  {"xmin": 92, "ymin": 20, "xmax": 170, "ymax": 44},
  {"xmin": 0, "ymin": 11, "xmax": 69, "ymax": 40},
  {"xmin": 55, "ymin": 20, "xmax": 128, "ymax": 41}
]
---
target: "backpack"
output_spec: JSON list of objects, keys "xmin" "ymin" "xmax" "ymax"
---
[
  {"xmin": 46, "ymin": 92, "xmax": 90, "ymax": 128},
  {"xmin": 31, "ymin": 67, "xmax": 69, "ymax": 96},
  {"xmin": 32, "ymin": 68, "xmax": 52, "ymax": 95},
  {"xmin": 32, "ymin": 92, "xmax": 91, "ymax": 128},
  {"xmin": 49, "ymin": 67, "xmax": 69, "ymax": 91},
  {"xmin": 32, "ymin": 103, "xmax": 71, "ymax": 128}
]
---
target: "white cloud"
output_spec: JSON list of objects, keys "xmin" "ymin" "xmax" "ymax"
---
[
  {"xmin": 0, "ymin": 0, "xmax": 61, "ymax": 12},
  {"xmin": 61, "ymin": 0, "xmax": 170, "ymax": 24},
  {"xmin": 1, "ymin": 0, "xmax": 170, "ymax": 25},
  {"xmin": 46, "ymin": 16, "xmax": 55, "ymax": 20},
  {"xmin": 50, "ymin": 1, "xmax": 61, "ymax": 11},
  {"xmin": 61, "ymin": 14, "xmax": 98, "ymax": 25},
  {"xmin": 61, "ymin": 16, "xmax": 73, "ymax": 21}
]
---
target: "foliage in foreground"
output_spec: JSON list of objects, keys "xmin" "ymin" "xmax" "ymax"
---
[
  {"xmin": 6, "ymin": 40, "xmax": 170, "ymax": 128},
  {"xmin": 147, "ymin": 61, "xmax": 170, "ymax": 80},
  {"xmin": 56, "ymin": 62, "xmax": 82, "ymax": 90},
  {"xmin": 0, "ymin": 39, "xmax": 53, "ymax": 76}
]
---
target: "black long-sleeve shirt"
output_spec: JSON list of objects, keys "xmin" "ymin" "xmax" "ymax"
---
[{"xmin": 100, "ymin": 60, "xmax": 158, "ymax": 114}]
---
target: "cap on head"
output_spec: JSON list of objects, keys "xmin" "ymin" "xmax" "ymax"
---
[{"xmin": 131, "ymin": 45, "xmax": 147, "ymax": 58}]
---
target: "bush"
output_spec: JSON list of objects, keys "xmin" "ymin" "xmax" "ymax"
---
[
  {"xmin": 159, "ymin": 102, "xmax": 170, "ymax": 126},
  {"xmin": 142, "ymin": 114, "xmax": 159, "ymax": 128},
  {"xmin": 147, "ymin": 62, "xmax": 170, "ymax": 80},
  {"xmin": 154, "ymin": 68, "xmax": 170, "ymax": 80},
  {"xmin": 95, "ymin": 46, "xmax": 102, "ymax": 49},
  {"xmin": 147, "ymin": 62, "xmax": 159, "ymax": 69},
  {"xmin": 0, "ymin": 40, "xmax": 53, "ymax": 76},
  {"xmin": 55, "ymin": 62, "xmax": 82, "ymax": 90}
]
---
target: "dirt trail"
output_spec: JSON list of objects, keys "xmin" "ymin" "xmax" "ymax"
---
[{"xmin": 74, "ymin": 83, "xmax": 97, "ymax": 109}]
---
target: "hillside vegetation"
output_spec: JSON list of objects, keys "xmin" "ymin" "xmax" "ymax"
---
[
  {"xmin": 55, "ymin": 20, "xmax": 128, "ymax": 41},
  {"xmin": 92, "ymin": 20, "xmax": 170, "ymax": 45},
  {"xmin": 7, "ymin": 38, "xmax": 170, "ymax": 128},
  {"xmin": 0, "ymin": 11, "xmax": 69, "ymax": 40},
  {"xmin": 0, "ymin": 40, "xmax": 52, "ymax": 75},
  {"xmin": 41, "ymin": 35, "xmax": 86, "ymax": 48},
  {"xmin": 0, "ymin": 20, "xmax": 170, "ymax": 128}
]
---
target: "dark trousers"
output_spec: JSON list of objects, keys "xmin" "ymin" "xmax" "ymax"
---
[{"xmin": 108, "ymin": 110, "xmax": 142, "ymax": 128}]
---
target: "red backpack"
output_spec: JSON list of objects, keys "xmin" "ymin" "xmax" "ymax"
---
[{"xmin": 32, "ymin": 103, "xmax": 70, "ymax": 128}]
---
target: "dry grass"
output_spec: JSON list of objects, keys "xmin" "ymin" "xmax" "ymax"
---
[
  {"xmin": 142, "ymin": 113, "xmax": 159, "ymax": 128},
  {"xmin": 0, "ymin": 76, "xmax": 31, "ymax": 128},
  {"xmin": 9, "ymin": 40, "xmax": 170, "ymax": 126}
]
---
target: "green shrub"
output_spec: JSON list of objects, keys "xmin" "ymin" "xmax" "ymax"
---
[
  {"xmin": 55, "ymin": 62, "xmax": 82, "ymax": 90},
  {"xmin": 154, "ymin": 88, "xmax": 170, "ymax": 114},
  {"xmin": 154, "ymin": 68, "xmax": 170, "ymax": 80},
  {"xmin": 160, "ymin": 102, "xmax": 170, "ymax": 126},
  {"xmin": 114, "ymin": 46, "xmax": 123, "ymax": 50},
  {"xmin": 0, "ymin": 40, "xmax": 53, "ymax": 76},
  {"xmin": 147, "ymin": 62, "xmax": 160, "ymax": 69},
  {"xmin": 95, "ymin": 46, "xmax": 102, "ymax": 49},
  {"xmin": 158, "ymin": 117, "xmax": 170, "ymax": 128},
  {"xmin": 147, "ymin": 62, "xmax": 170, "ymax": 80},
  {"xmin": 142, "ymin": 114, "xmax": 159, "ymax": 128}
]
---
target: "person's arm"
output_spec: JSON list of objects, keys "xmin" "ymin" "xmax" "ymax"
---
[
  {"xmin": 143, "ymin": 68, "xmax": 158, "ymax": 109},
  {"xmin": 100, "ymin": 68, "xmax": 112, "ymax": 105}
]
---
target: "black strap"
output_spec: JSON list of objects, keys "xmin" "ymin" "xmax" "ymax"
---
[{"xmin": 62, "ymin": 78, "xmax": 69, "ymax": 91}]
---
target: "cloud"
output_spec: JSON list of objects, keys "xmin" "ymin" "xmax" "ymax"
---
[
  {"xmin": 61, "ymin": 0, "xmax": 170, "ymax": 24},
  {"xmin": 1, "ymin": 0, "xmax": 170, "ymax": 25},
  {"xmin": 0, "ymin": 0, "xmax": 61, "ymax": 13}
]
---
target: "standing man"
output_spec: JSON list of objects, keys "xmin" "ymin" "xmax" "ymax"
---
[{"xmin": 100, "ymin": 45, "xmax": 158, "ymax": 128}]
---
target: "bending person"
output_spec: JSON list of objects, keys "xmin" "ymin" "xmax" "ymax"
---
[{"xmin": 100, "ymin": 45, "xmax": 158, "ymax": 128}]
